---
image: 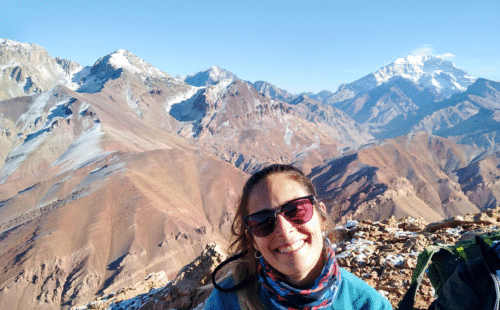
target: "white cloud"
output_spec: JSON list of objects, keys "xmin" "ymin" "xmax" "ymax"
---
[
  {"xmin": 411, "ymin": 45, "xmax": 434, "ymax": 56},
  {"xmin": 436, "ymin": 53, "xmax": 455, "ymax": 59}
]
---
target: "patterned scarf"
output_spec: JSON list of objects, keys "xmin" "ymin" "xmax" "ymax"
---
[{"xmin": 257, "ymin": 239, "xmax": 342, "ymax": 310}]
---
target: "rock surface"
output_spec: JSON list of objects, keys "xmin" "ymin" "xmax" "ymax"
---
[{"xmin": 71, "ymin": 243, "xmax": 227, "ymax": 310}]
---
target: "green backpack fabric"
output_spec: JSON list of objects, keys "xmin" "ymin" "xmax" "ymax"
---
[{"xmin": 398, "ymin": 230, "xmax": 500, "ymax": 310}]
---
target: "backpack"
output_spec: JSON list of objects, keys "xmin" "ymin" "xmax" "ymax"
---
[{"xmin": 398, "ymin": 231, "xmax": 500, "ymax": 310}]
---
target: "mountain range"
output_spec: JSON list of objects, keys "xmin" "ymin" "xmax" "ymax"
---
[{"xmin": 0, "ymin": 38, "xmax": 499, "ymax": 309}]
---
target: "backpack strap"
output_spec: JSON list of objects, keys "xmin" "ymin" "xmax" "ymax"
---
[
  {"xmin": 477, "ymin": 236, "xmax": 500, "ymax": 272},
  {"xmin": 398, "ymin": 245, "xmax": 451, "ymax": 310},
  {"xmin": 477, "ymin": 236, "xmax": 500, "ymax": 310}
]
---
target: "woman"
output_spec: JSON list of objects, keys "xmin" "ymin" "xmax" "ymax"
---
[{"xmin": 205, "ymin": 164, "xmax": 392, "ymax": 309}]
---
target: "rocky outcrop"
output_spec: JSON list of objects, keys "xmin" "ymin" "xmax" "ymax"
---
[
  {"xmin": 72, "ymin": 243, "xmax": 227, "ymax": 310},
  {"xmin": 0, "ymin": 38, "xmax": 88, "ymax": 100},
  {"xmin": 75, "ymin": 207, "xmax": 500, "ymax": 310},
  {"xmin": 334, "ymin": 207, "xmax": 499, "ymax": 309}
]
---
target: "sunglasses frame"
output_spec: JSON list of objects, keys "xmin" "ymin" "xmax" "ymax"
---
[{"xmin": 243, "ymin": 195, "xmax": 317, "ymax": 237}]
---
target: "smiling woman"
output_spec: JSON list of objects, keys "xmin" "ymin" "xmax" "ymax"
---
[{"xmin": 206, "ymin": 164, "xmax": 392, "ymax": 310}]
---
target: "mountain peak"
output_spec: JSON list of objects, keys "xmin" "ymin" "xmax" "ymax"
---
[
  {"xmin": 103, "ymin": 49, "xmax": 168, "ymax": 78},
  {"xmin": 0, "ymin": 38, "xmax": 86, "ymax": 99},
  {"xmin": 339, "ymin": 54, "xmax": 477, "ymax": 101},
  {"xmin": 253, "ymin": 80, "xmax": 296, "ymax": 102},
  {"xmin": 209, "ymin": 65, "xmax": 222, "ymax": 73},
  {"xmin": 183, "ymin": 65, "xmax": 237, "ymax": 87},
  {"xmin": 76, "ymin": 49, "xmax": 170, "ymax": 93},
  {"xmin": 0, "ymin": 38, "xmax": 38, "ymax": 50}
]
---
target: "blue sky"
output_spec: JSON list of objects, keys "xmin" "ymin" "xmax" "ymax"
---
[{"xmin": 2, "ymin": 0, "xmax": 499, "ymax": 94}]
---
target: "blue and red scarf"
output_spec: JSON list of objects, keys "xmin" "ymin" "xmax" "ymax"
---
[{"xmin": 257, "ymin": 239, "xmax": 342, "ymax": 310}]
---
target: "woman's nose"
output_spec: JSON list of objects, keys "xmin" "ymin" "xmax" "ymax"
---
[{"xmin": 273, "ymin": 213, "xmax": 295, "ymax": 236}]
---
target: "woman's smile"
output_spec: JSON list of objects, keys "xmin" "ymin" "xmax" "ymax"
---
[{"xmin": 276, "ymin": 239, "xmax": 306, "ymax": 253}]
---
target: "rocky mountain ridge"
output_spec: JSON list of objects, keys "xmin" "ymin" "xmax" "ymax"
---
[
  {"xmin": 249, "ymin": 54, "xmax": 485, "ymax": 141},
  {"xmin": 332, "ymin": 55, "xmax": 477, "ymax": 102},
  {"xmin": 309, "ymin": 131, "xmax": 500, "ymax": 224},
  {"xmin": 70, "ymin": 206, "xmax": 500, "ymax": 310},
  {"xmin": 0, "ymin": 39, "xmax": 371, "ymax": 310},
  {"xmin": 409, "ymin": 78, "xmax": 500, "ymax": 149},
  {"xmin": 1, "ymin": 38, "xmax": 499, "ymax": 310},
  {"xmin": 0, "ymin": 39, "xmax": 88, "ymax": 100}
]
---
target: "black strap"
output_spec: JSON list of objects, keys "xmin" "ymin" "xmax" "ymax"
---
[
  {"xmin": 477, "ymin": 236, "xmax": 500, "ymax": 276},
  {"xmin": 399, "ymin": 246, "xmax": 443, "ymax": 310},
  {"xmin": 212, "ymin": 250, "xmax": 252, "ymax": 292}
]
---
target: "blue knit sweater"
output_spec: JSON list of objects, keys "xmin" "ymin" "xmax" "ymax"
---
[{"xmin": 204, "ymin": 268, "xmax": 393, "ymax": 309}]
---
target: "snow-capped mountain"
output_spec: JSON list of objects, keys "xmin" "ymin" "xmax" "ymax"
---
[
  {"xmin": 78, "ymin": 49, "xmax": 172, "ymax": 93},
  {"xmin": 321, "ymin": 55, "xmax": 478, "ymax": 139},
  {"xmin": 0, "ymin": 38, "xmax": 89, "ymax": 99},
  {"xmin": 327, "ymin": 55, "xmax": 477, "ymax": 105},
  {"xmin": 182, "ymin": 65, "xmax": 237, "ymax": 87}
]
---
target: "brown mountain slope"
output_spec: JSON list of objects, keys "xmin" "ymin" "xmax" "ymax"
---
[
  {"xmin": 0, "ymin": 83, "xmax": 247, "ymax": 310},
  {"xmin": 173, "ymin": 79, "xmax": 343, "ymax": 173},
  {"xmin": 309, "ymin": 132, "xmax": 496, "ymax": 223}
]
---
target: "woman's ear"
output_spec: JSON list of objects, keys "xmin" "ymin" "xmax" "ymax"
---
[
  {"xmin": 317, "ymin": 202, "xmax": 328, "ymax": 231},
  {"xmin": 319, "ymin": 202, "xmax": 326, "ymax": 212},
  {"xmin": 246, "ymin": 230, "xmax": 260, "ymax": 252}
]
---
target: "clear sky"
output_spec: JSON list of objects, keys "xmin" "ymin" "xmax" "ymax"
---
[{"xmin": 2, "ymin": 0, "xmax": 499, "ymax": 94}]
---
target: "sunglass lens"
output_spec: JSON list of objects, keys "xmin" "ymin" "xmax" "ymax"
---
[
  {"xmin": 283, "ymin": 199, "xmax": 313, "ymax": 223},
  {"xmin": 246, "ymin": 212, "xmax": 275, "ymax": 237}
]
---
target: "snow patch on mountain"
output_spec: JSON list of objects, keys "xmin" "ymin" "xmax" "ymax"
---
[
  {"xmin": 109, "ymin": 49, "xmax": 168, "ymax": 78},
  {"xmin": 0, "ymin": 39, "xmax": 93, "ymax": 98},
  {"xmin": 167, "ymin": 87, "xmax": 204, "ymax": 117},
  {"xmin": 51, "ymin": 123, "xmax": 107, "ymax": 173},
  {"xmin": 284, "ymin": 124, "xmax": 293, "ymax": 147},
  {"xmin": 125, "ymin": 84, "xmax": 143, "ymax": 117},
  {"xmin": 0, "ymin": 91, "xmax": 79, "ymax": 183},
  {"xmin": 63, "ymin": 65, "xmax": 91, "ymax": 90},
  {"xmin": 0, "ymin": 38, "xmax": 31, "ymax": 48},
  {"xmin": 110, "ymin": 50, "xmax": 143, "ymax": 74},
  {"xmin": 16, "ymin": 91, "xmax": 52, "ymax": 131},
  {"xmin": 79, "ymin": 102, "xmax": 91, "ymax": 115},
  {"xmin": 0, "ymin": 128, "xmax": 47, "ymax": 183}
]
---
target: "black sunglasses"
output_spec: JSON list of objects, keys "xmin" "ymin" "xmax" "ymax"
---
[{"xmin": 243, "ymin": 195, "xmax": 316, "ymax": 237}]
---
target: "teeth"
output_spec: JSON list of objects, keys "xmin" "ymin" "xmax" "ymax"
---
[{"xmin": 278, "ymin": 240, "xmax": 305, "ymax": 253}]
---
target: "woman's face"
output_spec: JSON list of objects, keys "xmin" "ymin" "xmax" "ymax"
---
[{"xmin": 247, "ymin": 173, "xmax": 325, "ymax": 287}]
